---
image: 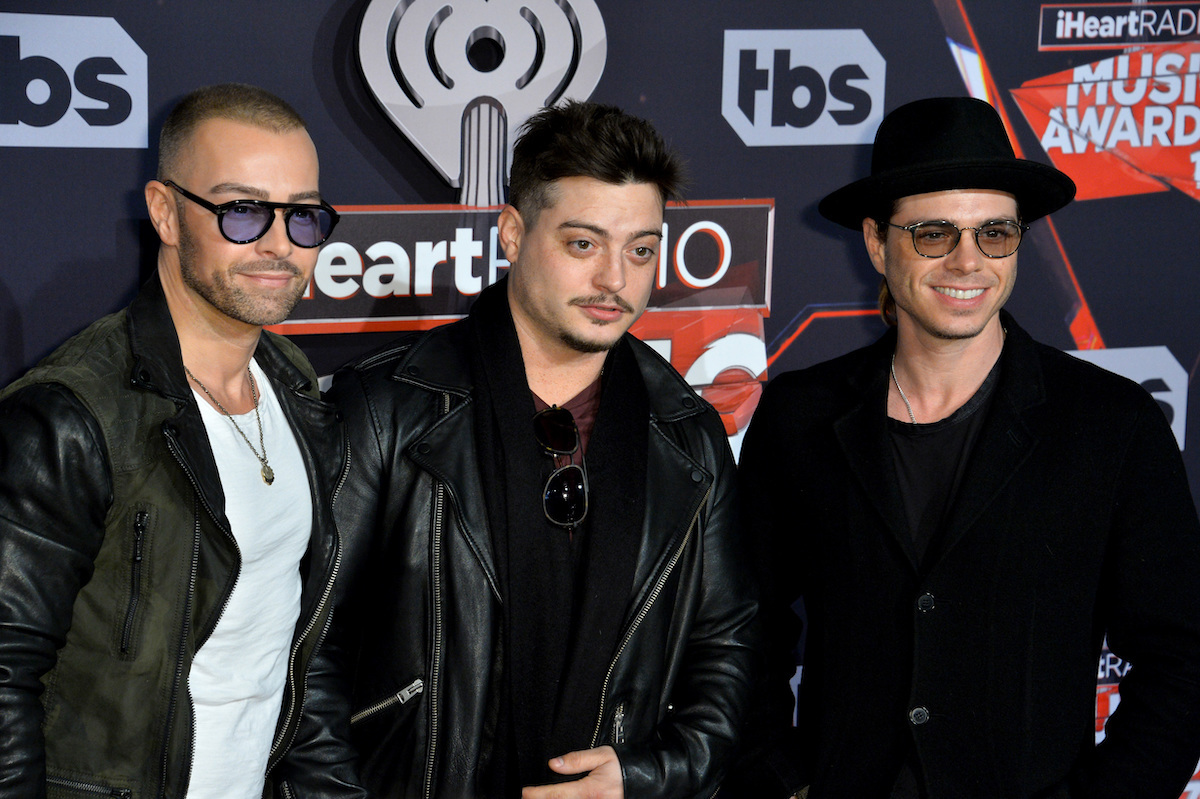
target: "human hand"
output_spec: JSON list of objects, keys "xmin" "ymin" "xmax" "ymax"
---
[{"xmin": 520, "ymin": 745, "xmax": 624, "ymax": 799}]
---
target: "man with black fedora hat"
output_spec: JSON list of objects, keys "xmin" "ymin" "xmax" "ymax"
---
[{"xmin": 727, "ymin": 96, "xmax": 1200, "ymax": 798}]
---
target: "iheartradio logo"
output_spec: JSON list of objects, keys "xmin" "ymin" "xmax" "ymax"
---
[{"xmin": 357, "ymin": 0, "xmax": 607, "ymax": 205}]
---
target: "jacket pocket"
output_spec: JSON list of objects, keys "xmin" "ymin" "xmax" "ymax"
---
[
  {"xmin": 118, "ymin": 507, "xmax": 151, "ymax": 658},
  {"xmin": 47, "ymin": 775, "xmax": 132, "ymax": 798},
  {"xmin": 351, "ymin": 677, "xmax": 425, "ymax": 725}
]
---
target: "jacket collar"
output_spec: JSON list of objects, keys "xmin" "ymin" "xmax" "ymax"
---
[
  {"xmin": 126, "ymin": 271, "xmax": 314, "ymax": 400},
  {"xmin": 391, "ymin": 279, "xmax": 707, "ymax": 425},
  {"xmin": 835, "ymin": 310, "xmax": 1045, "ymax": 571},
  {"xmin": 125, "ymin": 272, "xmax": 324, "ymax": 539},
  {"xmin": 397, "ymin": 280, "xmax": 714, "ymax": 603}
]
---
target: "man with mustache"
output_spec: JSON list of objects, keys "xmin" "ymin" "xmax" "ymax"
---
[
  {"xmin": 327, "ymin": 100, "xmax": 759, "ymax": 798},
  {"xmin": 0, "ymin": 83, "xmax": 365, "ymax": 798}
]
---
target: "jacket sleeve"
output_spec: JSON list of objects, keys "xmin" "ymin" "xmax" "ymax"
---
[
  {"xmin": 615, "ymin": 412, "xmax": 765, "ymax": 798},
  {"xmin": 265, "ymin": 373, "xmax": 372, "ymax": 799},
  {"xmin": 266, "ymin": 610, "xmax": 370, "ymax": 799},
  {"xmin": 267, "ymin": 366, "xmax": 391, "ymax": 798},
  {"xmin": 0, "ymin": 383, "xmax": 112, "ymax": 797},
  {"xmin": 1082, "ymin": 394, "xmax": 1200, "ymax": 798}
]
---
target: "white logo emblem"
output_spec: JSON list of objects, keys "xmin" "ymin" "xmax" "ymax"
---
[
  {"xmin": 0, "ymin": 12, "xmax": 147, "ymax": 149},
  {"xmin": 722, "ymin": 29, "xmax": 885, "ymax": 147},
  {"xmin": 357, "ymin": 0, "xmax": 606, "ymax": 205}
]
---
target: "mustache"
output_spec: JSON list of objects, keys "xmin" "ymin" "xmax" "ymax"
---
[
  {"xmin": 570, "ymin": 294, "xmax": 635, "ymax": 314},
  {"xmin": 231, "ymin": 261, "xmax": 303, "ymax": 278}
]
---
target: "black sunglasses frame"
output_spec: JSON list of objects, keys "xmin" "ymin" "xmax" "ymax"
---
[
  {"xmin": 161, "ymin": 179, "xmax": 339, "ymax": 248},
  {"xmin": 534, "ymin": 406, "xmax": 590, "ymax": 529}
]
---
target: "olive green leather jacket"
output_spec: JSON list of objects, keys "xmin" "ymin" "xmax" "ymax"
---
[{"xmin": 0, "ymin": 277, "xmax": 365, "ymax": 799}]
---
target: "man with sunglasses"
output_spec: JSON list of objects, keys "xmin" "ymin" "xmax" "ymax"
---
[
  {"xmin": 327, "ymin": 100, "xmax": 759, "ymax": 798},
  {"xmin": 0, "ymin": 84, "xmax": 364, "ymax": 798},
  {"xmin": 727, "ymin": 97, "xmax": 1200, "ymax": 799}
]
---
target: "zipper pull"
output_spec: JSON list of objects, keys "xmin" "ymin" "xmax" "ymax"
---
[
  {"xmin": 399, "ymin": 678, "xmax": 424, "ymax": 703},
  {"xmin": 133, "ymin": 510, "xmax": 148, "ymax": 561},
  {"xmin": 612, "ymin": 702, "xmax": 625, "ymax": 744}
]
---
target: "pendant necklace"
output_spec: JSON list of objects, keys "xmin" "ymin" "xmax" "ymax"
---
[{"xmin": 185, "ymin": 365, "xmax": 275, "ymax": 485}]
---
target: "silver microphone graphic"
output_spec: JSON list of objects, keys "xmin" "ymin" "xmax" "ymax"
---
[{"xmin": 358, "ymin": 0, "xmax": 607, "ymax": 206}]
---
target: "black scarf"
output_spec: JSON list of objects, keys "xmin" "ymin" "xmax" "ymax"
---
[{"xmin": 467, "ymin": 280, "xmax": 648, "ymax": 793}]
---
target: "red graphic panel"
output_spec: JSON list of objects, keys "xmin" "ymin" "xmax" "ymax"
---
[{"xmin": 1012, "ymin": 44, "xmax": 1200, "ymax": 201}]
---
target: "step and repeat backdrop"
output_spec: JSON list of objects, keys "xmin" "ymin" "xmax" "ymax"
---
[{"xmin": 3, "ymin": 0, "xmax": 1199, "ymax": 790}]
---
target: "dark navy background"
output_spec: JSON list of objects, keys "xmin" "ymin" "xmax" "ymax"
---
[{"xmin": 2, "ymin": 0, "xmax": 1198, "ymax": 504}]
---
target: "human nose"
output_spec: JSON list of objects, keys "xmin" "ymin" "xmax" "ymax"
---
[
  {"xmin": 254, "ymin": 209, "xmax": 294, "ymax": 258},
  {"xmin": 944, "ymin": 227, "xmax": 983, "ymax": 271},
  {"xmin": 593, "ymin": 249, "xmax": 627, "ymax": 294}
]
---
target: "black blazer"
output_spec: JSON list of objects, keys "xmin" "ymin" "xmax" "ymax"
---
[{"xmin": 732, "ymin": 312, "xmax": 1200, "ymax": 799}]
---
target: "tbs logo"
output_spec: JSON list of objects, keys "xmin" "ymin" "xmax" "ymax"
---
[
  {"xmin": 722, "ymin": 29, "xmax": 885, "ymax": 147},
  {"xmin": 0, "ymin": 13, "xmax": 147, "ymax": 148}
]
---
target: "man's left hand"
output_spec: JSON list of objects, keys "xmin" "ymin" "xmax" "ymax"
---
[{"xmin": 521, "ymin": 745, "xmax": 624, "ymax": 799}]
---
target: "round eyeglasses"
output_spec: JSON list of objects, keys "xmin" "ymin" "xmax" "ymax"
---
[
  {"xmin": 888, "ymin": 220, "xmax": 1028, "ymax": 259},
  {"xmin": 533, "ymin": 406, "xmax": 589, "ymax": 529},
  {"xmin": 162, "ymin": 180, "xmax": 339, "ymax": 248}
]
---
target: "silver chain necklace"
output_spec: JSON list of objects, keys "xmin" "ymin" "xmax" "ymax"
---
[
  {"xmin": 185, "ymin": 365, "xmax": 275, "ymax": 485},
  {"xmin": 890, "ymin": 328, "xmax": 1006, "ymax": 426},
  {"xmin": 890, "ymin": 354, "xmax": 917, "ymax": 424}
]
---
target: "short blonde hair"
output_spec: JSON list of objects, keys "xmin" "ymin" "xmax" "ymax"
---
[{"xmin": 157, "ymin": 83, "xmax": 306, "ymax": 180}]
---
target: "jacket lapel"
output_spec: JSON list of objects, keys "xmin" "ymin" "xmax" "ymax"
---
[
  {"xmin": 928, "ymin": 316, "xmax": 1044, "ymax": 565},
  {"xmin": 834, "ymin": 351, "xmax": 922, "ymax": 571},
  {"xmin": 625, "ymin": 340, "xmax": 716, "ymax": 622},
  {"xmin": 127, "ymin": 275, "xmax": 229, "ymax": 528},
  {"xmin": 408, "ymin": 396, "xmax": 501, "ymax": 601},
  {"xmin": 627, "ymin": 420, "xmax": 714, "ymax": 612}
]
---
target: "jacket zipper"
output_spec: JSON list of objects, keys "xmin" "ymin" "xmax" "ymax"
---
[
  {"xmin": 589, "ymin": 490, "xmax": 709, "ymax": 748},
  {"xmin": 163, "ymin": 432, "xmax": 232, "ymax": 798},
  {"xmin": 424, "ymin": 391, "xmax": 451, "ymax": 799},
  {"xmin": 119, "ymin": 509, "xmax": 149, "ymax": 654},
  {"xmin": 46, "ymin": 777, "xmax": 132, "ymax": 798},
  {"xmin": 267, "ymin": 419, "xmax": 352, "ymax": 768},
  {"xmin": 158, "ymin": 369, "xmax": 326, "ymax": 795},
  {"xmin": 351, "ymin": 678, "xmax": 425, "ymax": 724},
  {"xmin": 611, "ymin": 702, "xmax": 626, "ymax": 743},
  {"xmin": 266, "ymin": 530, "xmax": 344, "ymax": 765}
]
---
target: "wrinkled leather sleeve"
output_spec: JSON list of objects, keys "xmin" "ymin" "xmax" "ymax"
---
[
  {"xmin": 615, "ymin": 413, "xmax": 764, "ymax": 799},
  {"xmin": 268, "ymin": 610, "xmax": 370, "ymax": 799},
  {"xmin": 0, "ymin": 383, "xmax": 112, "ymax": 798},
  {"xmin": 266, "ymin": 365, "xmax": 384, "ymax": 799},
  {"xmin": 264, "ymin": 368, "xmax": 369, "ymax": 798}
]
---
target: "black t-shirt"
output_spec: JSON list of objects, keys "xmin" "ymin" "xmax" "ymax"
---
[{"xmin": 888, "ymin": 358, "xmax": 1001, "ymax": 563}]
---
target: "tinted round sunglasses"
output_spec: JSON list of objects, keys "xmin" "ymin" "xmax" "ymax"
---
[
  {"xmin": 162, "ymin": 180, "xmax": 339, "ymax": 248},
  {"xmin": 887, "ymin": 219, "xmax": 1027, "ymax": 259},
  {"xmin": 533, "ymin": 406, "xmax": 589, "ymax": 529}
]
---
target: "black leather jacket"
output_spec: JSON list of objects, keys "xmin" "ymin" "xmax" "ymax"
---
[
  {"xmin": 0, "ymin": 276, "xmax": 366, "ymax": 799},
  {"xmin": 327, "ymin": 308, "xmax": 760, "ymax": 799}
]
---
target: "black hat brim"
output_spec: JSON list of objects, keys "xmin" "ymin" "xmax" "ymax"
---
[{"xmin": 818, "ymin": 158, "xmax": 1077, "ymax": 230}]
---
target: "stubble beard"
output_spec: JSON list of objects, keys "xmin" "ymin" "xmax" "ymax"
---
[
  {"xmin": 558, "ymin": 328, "xmax": 616, "ymax": 354},
  {"xmin": 558, "ymin": 293, "xmax": 638, "ymax": 353},
  {"xmin": 177, "ymin": 213, "xmax": 305, "ymax": 327}
]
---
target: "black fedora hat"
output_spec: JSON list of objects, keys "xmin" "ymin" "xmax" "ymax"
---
[{"xmin": 818, "ymin": 96, "xmax": 1076, "ymax": 230}]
